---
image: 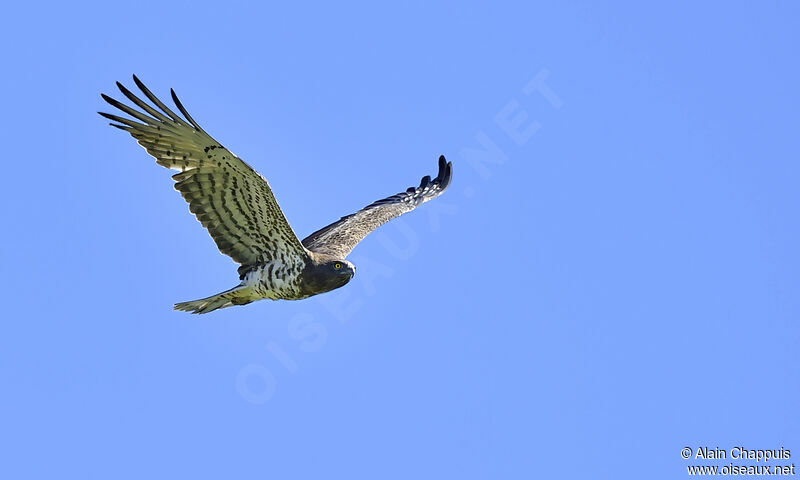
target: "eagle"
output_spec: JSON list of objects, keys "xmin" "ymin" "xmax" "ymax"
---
[{"xmin": 99, "ymin": 76, "xmax": 452, "ymax": 313}]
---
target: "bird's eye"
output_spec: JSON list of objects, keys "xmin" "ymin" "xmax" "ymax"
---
[{"xmin": 334, "ymin": 263, "xmax": 342, "ymax": 270}]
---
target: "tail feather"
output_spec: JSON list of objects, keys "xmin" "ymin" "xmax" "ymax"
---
[{"xmin": 174, "ymin": 285, "xmax": 255, "ymax": 314}]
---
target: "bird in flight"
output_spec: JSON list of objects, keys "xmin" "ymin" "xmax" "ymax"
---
[{"xmin": 99, "ymin": 76, "xmax": 452, "ymax": 313}]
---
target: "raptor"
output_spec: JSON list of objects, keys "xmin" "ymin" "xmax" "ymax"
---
[{"xmin": 100, "ymin": 76, "xmax": 452, "ymax": 313}]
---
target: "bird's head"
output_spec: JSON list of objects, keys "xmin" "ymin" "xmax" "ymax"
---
[
  {"xmin": 327, "ymin": 259, "xmax": 356, "ymax": 280},
  {"xmin": 301, "ymin": 255, "xmax": 355, "ymax": 295}
]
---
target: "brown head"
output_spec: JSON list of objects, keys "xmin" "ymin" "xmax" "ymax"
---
[{"xmin": 300, "ymin": 253, "xmax": 356, "ymax": 296}]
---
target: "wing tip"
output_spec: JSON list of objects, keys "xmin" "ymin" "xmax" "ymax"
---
[
  {"xmin": 116, "ymin": 80, "xmax": 136, "ymax": 99},
  {"xmin": 419, "ymin": 175, "xmax": 431, "ymax": 188},
  {"xmin": 132, "ymin": 74, "xmax": 145, "ymax": 90},
  {"xmin": 436, "ymin": 154, "xmax": 453, "ymax": 191},
  {"xmin": 170, "ymin": 87, "xmax": 204, "ymax": 131}
]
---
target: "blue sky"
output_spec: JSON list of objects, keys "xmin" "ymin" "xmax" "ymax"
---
[{"xmin": 2, "ymin": 1, "xmax": 798, "ymax": 478}]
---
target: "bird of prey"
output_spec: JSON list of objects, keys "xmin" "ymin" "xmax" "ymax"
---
[{"xmin": 99, "ymin": 76, "xmax": 452, "ymax": 313}]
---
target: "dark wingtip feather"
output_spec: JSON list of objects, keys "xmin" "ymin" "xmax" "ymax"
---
[
  {"xmin": 100, "ymin": 93, "xmax": 131, "ymax": 113},
  {"xmin": 170, "ymin": 88, "xmax": 204, "ymax": 131},
  {"xmin": 419, "ymin": 175, "xmax": 431, "ymax": 189},
  {"xmin": 131, "ymin": 75, "xmax": 153, "ymax": 101},
  {"xmin": 116, "ymin": 80, "xmax": 135, "ymax": 99},
  {"xmin": 170, "ymin": 89, "xmax": 183, "ymax": 112},
  {"xmin": 436, "ymin": 155, "xmax": 447, "ymax": 179},
  {"xmin": 438, "ymin": 158, "xmax": 453, "ymax": 190},
  {"xmin": 430, "ymin": 154, "xmax": 452, "ymax": 190},
  {"xmin": 129, "ymin": 75, "xmax": 189, "ymax": 126}
]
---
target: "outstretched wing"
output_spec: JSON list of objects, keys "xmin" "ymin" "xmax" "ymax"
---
[
  {"xmin": 99, "ymin": 75, "xmax": 308, "ymax": 268},
  {"xmin": 302, "ymin": 156, "xmax": 452, "ymax": 258}
]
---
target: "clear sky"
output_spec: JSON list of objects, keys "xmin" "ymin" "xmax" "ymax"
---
[{"xmin": 2, "ymin": 1, "xmax": 798, "ymax": 478}]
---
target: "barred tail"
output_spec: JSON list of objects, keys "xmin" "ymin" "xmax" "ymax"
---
[{"xmin": 174, "ymin": 285, "xmax": 255, "ymax": 314}]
